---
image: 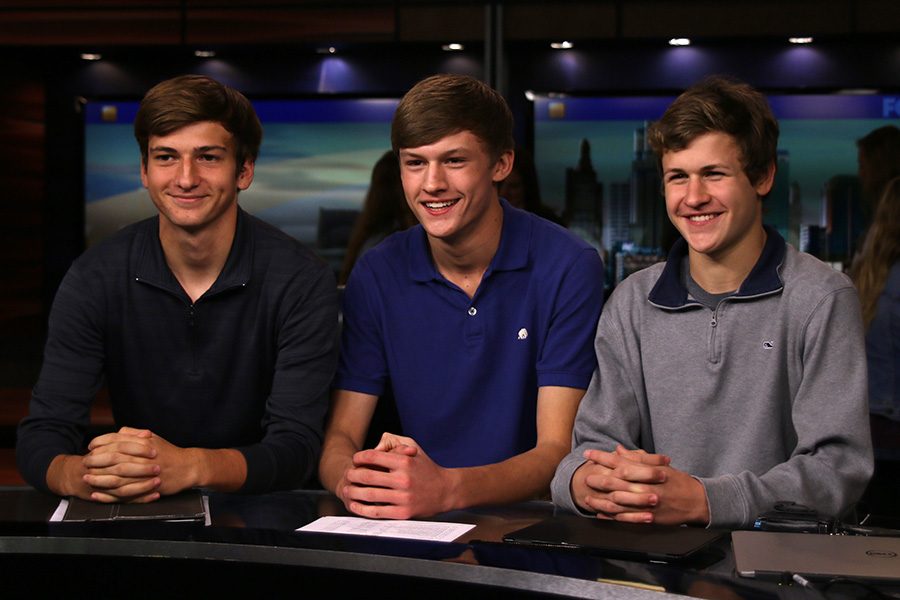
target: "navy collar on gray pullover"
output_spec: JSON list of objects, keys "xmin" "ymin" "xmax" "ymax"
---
[{"xmin": 648, "ymin": 225, "xmax": 787, "ymax": 309}]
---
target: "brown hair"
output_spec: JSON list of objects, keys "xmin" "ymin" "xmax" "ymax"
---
[
  {"xmin": 850, "ymin": 176, "xmax": 900, "ymax": 327},
  {"xmin": 339, "ymin": 150, "xmax": 415, "ymax": 284},
  {"xmin": 647, "ymin": 75, "xmax": 779, "ymax": 189},
  {"xmin": 857, "ymin": 125, "xmax": 900, "ymax": 203},
  {"xmin": 134, "ymin": 74, "xmax": 262, "ymax": 169},
  {"xmin": 391, "ymin": 74, "xmax": 514, "ymax": 161}
]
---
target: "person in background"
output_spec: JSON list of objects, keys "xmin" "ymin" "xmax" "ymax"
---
[
  {"xmin": 552, "ymin": 75, "xmax": 872, "ymax": 528},
  {"xmin": 339, "ymin": 150, "xmax": 416, "ymax": 285},
  {"xmin": 17, "ymin": 75, "xmax": 339, "ymax": 502},
  {"xmin": 320, "ymin": 74, "xmax": 605, "ymax": 519},
  {"xmin": 857, "ymin": 125, "xmax": 900, "ymax": 224},
  {"xmin": 498, "ymin": 145, "xmax": 564, "ymax": 225},
  {"xmin": 851, "ymin": 175, "xmax": 900, "ymax": 516}
]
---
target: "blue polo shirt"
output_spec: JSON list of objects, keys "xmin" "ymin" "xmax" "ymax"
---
[{"xmin": 335, "ymin": 199, "xmax": 604, "ymax": 468}]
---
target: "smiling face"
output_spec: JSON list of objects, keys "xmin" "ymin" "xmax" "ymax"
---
[
  {"xmin": 662, "ymin": 131, "xmax": 773, "ymax": 268},
  {"xmin": 398, "ymin": 130, "xmax": 513, "ymax": 249},
  {"xmin": 140, "ymin": 120, "xmax": 254, "ymax": 240}
]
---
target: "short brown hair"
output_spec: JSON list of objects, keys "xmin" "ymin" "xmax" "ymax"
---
[
  {"xmin": 647, "ymin": 75, "xmax": 778, "ymax": 187},
  {"xmin": 391, "ymin": 74, "xmax": 514, "ymax": 160},
  {"xmin": 134, "ymin": 74, "xmax": 262, "ymax": 168}
]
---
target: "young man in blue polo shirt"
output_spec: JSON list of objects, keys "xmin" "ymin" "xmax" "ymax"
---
[{"xmin": 319, "ymin": 74, "xmax": 605, "ymax": 519}]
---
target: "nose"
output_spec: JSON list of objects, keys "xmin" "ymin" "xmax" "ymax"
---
[
  {"xmin": 422, "ymin": 163, "xmax": 447, "ymax": 194},
  {"xmin": 684, "ymin": 176, "xmax": 709, "ymax": 207},
  {"xmin": 175, "ymin": 159, "xmax": 200, "ymax": 189}
]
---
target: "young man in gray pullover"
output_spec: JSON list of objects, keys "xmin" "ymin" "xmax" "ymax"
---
[{"xmin": 551, "ymin": 76, "xmax": 873, "ymax": 529}]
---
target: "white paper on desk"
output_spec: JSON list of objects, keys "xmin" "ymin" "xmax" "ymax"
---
[{"xmin": 297, "ymin": 516, "xmax": 474, "ymax": 543}]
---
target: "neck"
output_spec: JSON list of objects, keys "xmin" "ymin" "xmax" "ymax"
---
[
  {"xmin": 689, "ymin": 226, "xmax": 766, "ymax": 294},
  {"xmin": 158, "ymin": 208, "xmax": 237, "ymax": 303},
  {"xmin": 428, "ymin": 202, "xmax": 503, "ymax": 299}
]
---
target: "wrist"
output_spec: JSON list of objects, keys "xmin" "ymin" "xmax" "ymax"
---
[
  {"xmin": 47, "ymin": 454, "xmax": 87, "ymax": 498},
  {"xmin": 689, "ymin": 477, "xmax": 711, "ymax": 525},
  {"xmin": 442, "ymin": 467, "xmax": 464, "ymax": 513}
]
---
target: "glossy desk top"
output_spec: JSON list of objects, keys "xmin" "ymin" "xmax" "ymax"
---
[{"xmin": 0, "ymin": 487, "xmax": 888, "ymax": 600}]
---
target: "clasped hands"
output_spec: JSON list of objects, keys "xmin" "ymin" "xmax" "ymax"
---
[
  {"xmin": 80, "ymin": 426, "xmax": 194, "ymax": 503},
  {"xmin": 338, "ymin": 432, "xmax": 456, "ymax": 520},
  {"xmin": 572, "ymin": 444, "xmax": 710, "ymax": 525}
]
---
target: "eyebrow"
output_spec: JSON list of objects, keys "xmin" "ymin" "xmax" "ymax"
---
[
  {"xmin": 399, "ymin": 147, "xmax": 468, "ymax": 159},
  {"xmin": 148, "ymin": 145, "xmax": 229, "ymax": 154},
  {"xmin": 664, "ymin": 163, "xmax": 732, "ymax": 173}
]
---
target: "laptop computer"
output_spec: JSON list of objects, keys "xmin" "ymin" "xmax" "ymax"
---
[
  {"xmin": 502, "ymin": 515, "xmax": 725, "ymax": 563},
  {"xmin": 733, "ymin": 530, "xmax": 900, "ymax": 582}
]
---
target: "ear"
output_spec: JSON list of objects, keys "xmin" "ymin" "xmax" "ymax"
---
[
  {"xmin": 236, "ymin": 160, "xmax": 255, "ymax": 191},
  {"xmin": 491, "ymin": 149, "xmax": 515, "ymax": 183},
  {"xmin": 140, "ymin": 160, "xmax": 149, "ymax": 189},
  {"xmin": 754, "ymin": 162, "xmax": 776, "ymax": 197}
]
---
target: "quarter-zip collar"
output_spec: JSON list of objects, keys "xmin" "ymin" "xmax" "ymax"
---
[
  {"xmin": 133, "ymin": 207, "xmax": 254, "ymax": 302},
  {"xmin": 649, "ymin": 225, "xmax": 787, "ymax": 309}
]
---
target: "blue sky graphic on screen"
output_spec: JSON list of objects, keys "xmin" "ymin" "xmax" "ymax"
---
[
  {"xmin": 86, "ymin": 92, "xmax": 899, "ymax": 258},
  {"xmin": 532, "ymin": 92, "xmax": 899, "ymax": 252},
  {"xmin": 84, "ymin": 98, "xmax": 399, "ymax": 249}
]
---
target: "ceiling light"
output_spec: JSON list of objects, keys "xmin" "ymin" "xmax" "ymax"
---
[
  {"xmin": 80, "ymin": 53, "xmax": 102, "ymax": 61},
  {"xmin": 668, "ymin": 38, "xmax": 691, "ymax": 46},
  {"xmin": 550, "ymin": 41, "xmax": 574, "ymax": 50},
  {"xmin": 442, "ymin": 43, "xmax": 464, "ymax": 51},
  {"xmin": 788, "ymin": 37, "xmax": 814, "ymax": 44},
  {"xmin": 194, "ymin": 50, "xmax": 216, "ymax": 58},
  {"xmin": 316, "ymin": 46, "xmax": 337, "ymax": 54}
]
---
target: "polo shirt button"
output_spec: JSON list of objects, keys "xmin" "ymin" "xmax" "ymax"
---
[{"xmin": 468, "ymin": 307, "xmax": 477, "ymax": 316}]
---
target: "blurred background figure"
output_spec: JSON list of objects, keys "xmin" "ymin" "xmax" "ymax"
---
[
  {"xmin": 339, "ymin": 151, "xmax": 416, "ymax": 285},
  {"xmin": 851, "ymin": 175, "xmax": 900, "ymax": 518},
  {"xmin": 857, "ymin": 125, "xmax": 900, "ymax": 224},
  {"xmin": 499, "ymin": 146, "xmax": 564, "ymax": 225}
]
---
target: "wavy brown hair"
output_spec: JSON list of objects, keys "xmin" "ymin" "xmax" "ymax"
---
[{"xmin": 850, "ymin": 175, "xmax": 900, "ymax": 327}]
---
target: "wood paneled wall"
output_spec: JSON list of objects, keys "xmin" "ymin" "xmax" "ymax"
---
[{"xmin": 0, "ymin": 1, "xmax": 896, "ymax": 47}]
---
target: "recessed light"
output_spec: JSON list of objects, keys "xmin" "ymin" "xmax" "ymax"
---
[
  {"xmin": 668, "ymin": 38, "xmax": 691, "ymax": 46},
  {"xmin": 316, "ymin": 46, "xmax": 337, "ymax": 54},
  {"xmin": 788, "ymin": 37, "xmax": 814, "ymax": 44},
  {"xmin": 550, "ymin": 41, "xmax": 574, "ymax": 50},
  {"xmin": 194, "ymin": 50, "xmax": 216, "ymax": 58},
  {"xmin": 442, "ymin": 43, "xmax": 464, "ymax": 51},
  {"xmin": 80, "ymin": 53, "xmax": 102, "ymax": 61}
]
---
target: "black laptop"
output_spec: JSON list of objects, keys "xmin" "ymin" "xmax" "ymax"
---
[{"xmin": 503, "ymin": 514, "xmax": 725, "ymax": 562}]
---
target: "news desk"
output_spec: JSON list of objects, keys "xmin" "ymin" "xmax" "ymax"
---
[{"xmin": 0, "ymin": 487, "xmax": 890, "ymax": 599}]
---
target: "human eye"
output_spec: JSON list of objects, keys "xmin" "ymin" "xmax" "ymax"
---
[
  {"xmin": 665, "ymin": 171, "xmax": 687, "ymax": 184},
  {"xmin": 703, "ymin": 170, "xmax": 726, "ymax": 181},
  {"xmin": 151, "ymin": 152, "xmax": 176, "ymax": 164},
  {"xmin": 403, "ymin": 158, "xmax": 424, "ymax": 169},
  {"xmin": 197, "ymin": 153, "xmax": 222, "ymax": 163}
]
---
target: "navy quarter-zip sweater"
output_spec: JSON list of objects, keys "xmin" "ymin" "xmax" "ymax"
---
[{"xmin": 17, "ymin": 209, "xmax": 339, "ymax": 494}]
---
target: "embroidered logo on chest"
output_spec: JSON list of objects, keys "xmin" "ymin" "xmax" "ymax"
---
[{"xmin": 517, "ymin": 328, "xmax": 529, "ymax": 340}]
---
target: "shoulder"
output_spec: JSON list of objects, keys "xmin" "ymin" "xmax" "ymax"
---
[
  {"xmin": 520, "ymin": 212, "xmax": 604, "ymax": 281},
  {"xmin": 609, "ymin": 263, "xmax": 665, "ymax": 308},
  {"xmin": 352, "ymin": 225, "xmax": 421, "ymax": 277},
  {"xmin": 245, "ymin": 213, "xmax": 329, "ymax": 276},
  {"xmin": 71, "ymin": 216, "xmax": 155, "ymax": 275},
  {"xmin": 528, "ymin": 210, "xmax": 597, "ymax": 254},
  {"xmin": 780, "ymin": 244, "xmax": 855, "ymax": 299}
]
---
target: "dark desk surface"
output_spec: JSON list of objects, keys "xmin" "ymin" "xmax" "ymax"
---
[{"xmin": 0, "ymin": 486, "xmax": 893, "ymax": 600}]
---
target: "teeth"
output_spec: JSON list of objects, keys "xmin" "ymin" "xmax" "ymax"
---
[
  {"xmin": 689, "ymin": 214, "xmax": 716, "ymax": 222},
  {"xmin": 424, "ymin": 200, "xmax": 457, "ymax": 209}
]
